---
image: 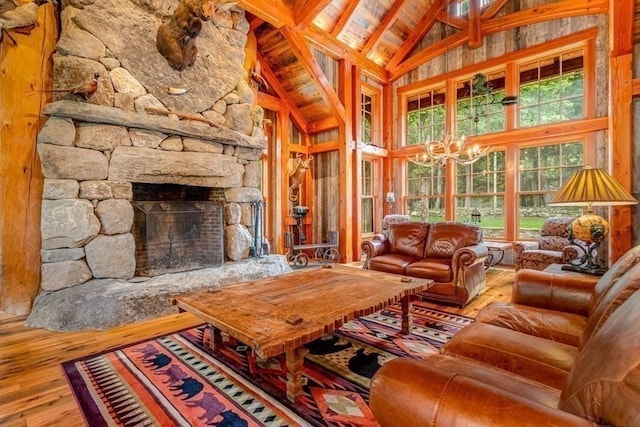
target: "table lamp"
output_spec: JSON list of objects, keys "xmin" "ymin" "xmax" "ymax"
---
[{"xmin": 548, "ymin": 166, "xmax": 637, "ymax": 275}]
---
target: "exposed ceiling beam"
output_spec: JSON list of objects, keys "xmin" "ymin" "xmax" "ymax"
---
[
  {"xmin": 280, "ymin": 26, "xmax": 347, "ymax": 123},
  {"xmin": 468, "ymin": 0, "xmax": 482, "ymax": 48},
  {"xmin": 294, "ymin": 0, "xmax": 334, "ymax": 30},
  {"xmin": 237, "ymin": 0, "xmax": 294, "ymax": 28},
  {"xmin": 331, "ymin": 0, "xmax": 360, "ymax": 38},
  {"xmin": 257, "ymin": 53, "xmax": 308, "ymax": 131},
  {"xmin": 436, "ymin": 10, "xmax": 466, "ymax": 29},
  {"xmin": 389, "ymin": 29, "xmax": 468, "ymax": 82},
  {"xmin": 307, "ymin": 116, "xmax": 340, "ymax": 133},
  {"xmin": 481, "ymin": 0, "xmax": 509, "ymax": 19},
  {"xmin": 303, "ymin": 25, "xmax": 389, "ymax": 84},
  {"xmin": 248, "ymin": 16, "xmax": 264, "ymax": 31},
  {"xmin": 386, "ymin": 0, "xmax": 447, "ymax": 71},
  {"xmin": 361, "ymin": 0, "xmax": 408, "ymax": 56},
  {"xmin": 482, "ymin": 0, "xmax": 608, "ymax": 36}
]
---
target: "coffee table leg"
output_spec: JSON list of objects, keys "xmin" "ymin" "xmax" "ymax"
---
[
  {"xmin": 400, "ymin": 295, "xmax": 413, "ymax": 334},
  {"xmin": 285, "ymin": 347, "xmax": 309, "ymax": 403}
]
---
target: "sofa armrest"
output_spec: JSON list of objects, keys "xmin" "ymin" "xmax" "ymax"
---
[
  {"xmin": 452, "ymin": 243, "xmax": 488, "ymax": 271},
  {"xmin": 512, "ymin": 269, "xmax": 598, "ymax": 316},
  {"xmin": 361, "ymin": 238, "xmax": 389, "ymax": 269},
  {"xmin": 514, "ymin": 241, "xmax": 540, "ymax": 269},
  {"xmin": 370, "ymin": 358, "xmax": 593, "ymax": 427}
]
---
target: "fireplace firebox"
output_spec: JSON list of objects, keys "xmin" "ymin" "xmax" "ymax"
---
[{"xmin": 132, "ymin": 201, "xmax": 224, "ymax": 276}]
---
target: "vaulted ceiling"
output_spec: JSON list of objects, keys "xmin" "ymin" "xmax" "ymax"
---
[{"xmin": 238, "ymin": 0, "xmax": 611, "ymax": 133}]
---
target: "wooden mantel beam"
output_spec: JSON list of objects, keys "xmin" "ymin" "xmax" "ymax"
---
[
  {"xmin": 280, "ymin": 26, "xmax": 347, "ymax": 123},
  {"xmin": 237, "ymin": 0, "xmax": 294, "ymax": 28}
]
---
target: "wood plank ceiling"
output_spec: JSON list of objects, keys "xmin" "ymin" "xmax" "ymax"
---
[{"xmin": 241, "ymin": 0, "xmax": 615, "ymax": 133}]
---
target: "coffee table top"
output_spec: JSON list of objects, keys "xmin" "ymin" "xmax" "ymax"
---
[{"xmin": 173, "ymin": 265, "xmax": 431, "ymax": 358}]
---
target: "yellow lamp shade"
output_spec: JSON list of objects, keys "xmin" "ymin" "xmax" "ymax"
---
[{"xmin": 571, "ymin": 214, "xmax": 609, "ymax": 244}]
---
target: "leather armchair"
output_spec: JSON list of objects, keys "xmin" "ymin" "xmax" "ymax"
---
[
  {"xmin": 476, "ymin": 244, "xmax": 640, "ymax": 346},
  {"xmin": 361, "ymin": 222, "xmax": 488, "ymax": 306},
  {"xmin": 514, "ymin": 216, "xmax": 579, "ymax": 270},
  {"xmin": 371, "ymin": 281, "xmax": 640, "ymax": 426}
]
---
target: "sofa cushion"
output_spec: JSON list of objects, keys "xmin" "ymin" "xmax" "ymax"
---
[
  {"xmin": 443, "ymin": 322, "xmax": 577, "ymax": 389},
  {"xmin": 424, "ymin": 222, "xmax": 481, "ymax": 258},
  {"xmin": 559, "ymin": 290, "xmax": 640, "ymax": 426},
  {"xmin": 405, "ymin": 258, "xmax": 452, "ymax": 282},
  {"xmin": 388, "ymin": 223, "xmax": 429, "ymax": 259},
  {"xmin": 368, "ymin": 254, "xmax": 416, "ymax": 275}
]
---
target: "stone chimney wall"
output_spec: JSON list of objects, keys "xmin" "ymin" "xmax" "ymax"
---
[{"xmin": 36, "ymin": 0, "xmax": 266, "ymax": 292}]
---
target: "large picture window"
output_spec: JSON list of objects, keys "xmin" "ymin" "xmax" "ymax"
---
[
  {"xmin": 406, "ymin": 162, "xmax": 445, "ymax": 223},
  {"xmin": 456, "ymin": 71, "xmax": 506, "ymax": 137},
  {"xmin": 406, "ymin": 88, "xmax": 446, "ymax": 146},
  {"xmin": 518, "ymin": 142, "xmax": 584, "ymax": 238},
  {"xmin": 519, "ymin": 49, "xmax": 584, "ymax": 127},
  {"xmin": 455, "ymin": 151, "xmax": 506, "ymax": 238}
]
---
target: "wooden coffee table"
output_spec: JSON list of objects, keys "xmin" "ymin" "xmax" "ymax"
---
[{"xmin": 173, "ymin": 265, "xmax": 431, "ymax": 402}]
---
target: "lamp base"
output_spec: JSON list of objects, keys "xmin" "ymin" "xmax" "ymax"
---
[{"xmin": 561, "ymin": 264, "xmax": 607, "ymax": 277}]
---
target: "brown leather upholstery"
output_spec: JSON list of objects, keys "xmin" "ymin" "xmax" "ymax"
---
[
  {"xmin": 361, "ymin": 221, "xmax": 488, "ymax": 306},
  {"xmin": 443, "ymin": 260, "xmax": 640, "ymax": 388},
  {"xmin": 475, "ymin": 244, "xmax": 640, "ymax": 346},
  {"xmin": 370, "ymin": 265, "xmax": 640, "ymax": 426}
]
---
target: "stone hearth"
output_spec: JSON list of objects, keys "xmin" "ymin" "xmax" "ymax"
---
[{"xmin": 27, "ymin": 256, "xmax": 291, "ymax": 331}]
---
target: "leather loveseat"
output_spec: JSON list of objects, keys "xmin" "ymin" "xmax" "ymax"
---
[
  {"xmin": 361, "ymin": 221, "xmax": 488, "ymax": 306},
  {"xmin": 369, "ymin": 246, "xmax": 640, "ymax": 427}
]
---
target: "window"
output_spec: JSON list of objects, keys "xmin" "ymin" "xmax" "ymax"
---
[
  {"xmin": 519, "ymin": 49, "xmax": 584, "ymax": 127},
  {"xmin": 361, "ymin": 160, "xmax": 374, "ymax": 234},
  {"xmin": 456, "ymin": 71, "xmax": 506, "ymax": 137},
  {"xmin": 406, "ymin": 88, "xmax": 446, "ymax": 146},
  {"xmin": 406, "ymin": 162, "xmax": 445, "ymax": 223},
  {"xmin": 451, "ymin": 0, "xmax": 493, "ymax": 17},
  {"xmin": 518, "ymin": 142, "xmax": 584, "ymax": 239},
  {"xmin": 361, "ymin": 93, "xmax": 373, "ymax": 144},
  {"xmin": 455, "ymin": 151, "xmax": 506, "ymax": 238}
]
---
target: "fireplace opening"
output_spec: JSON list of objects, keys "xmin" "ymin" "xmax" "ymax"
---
[{"xmin": 132, "ymin": 184, "xmax": 224, "ymax": 277}]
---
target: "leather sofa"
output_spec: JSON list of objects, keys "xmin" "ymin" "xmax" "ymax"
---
[
  {"xmin": 361, "ymin": 221, "xmax": 488, "ymax": 306},
  {"xmin": 370, "ymin": 247, "xmax": 640, "ymax": 426}
]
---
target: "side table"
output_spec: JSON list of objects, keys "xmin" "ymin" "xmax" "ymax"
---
[{"xmin": 484, "ymin": 241, "xmax": 512, "ymax": 270}]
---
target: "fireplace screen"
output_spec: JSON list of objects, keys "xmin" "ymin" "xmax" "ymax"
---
[{"xmin": 132, "ymin": 201, "xmax": 224, "ymax": 276}]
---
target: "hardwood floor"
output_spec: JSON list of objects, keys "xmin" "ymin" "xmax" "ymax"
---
[{"xmin": 0, "ymin": 267, "xmax": 514, "ymax": 426}]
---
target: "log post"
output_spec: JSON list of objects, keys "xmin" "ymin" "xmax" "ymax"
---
[{"xmin": 0, "ymin": 4, "xmax": 58, "ymax": 314}]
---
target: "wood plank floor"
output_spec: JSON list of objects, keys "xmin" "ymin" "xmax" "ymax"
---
[{"xmin": 0, "ymin": 267, "xmax": 514, "ymax": 426}]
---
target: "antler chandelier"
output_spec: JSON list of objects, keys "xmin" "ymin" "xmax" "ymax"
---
[{"xmin": 409, "ymin": 134, "xmax": 491, "ymax": 166}]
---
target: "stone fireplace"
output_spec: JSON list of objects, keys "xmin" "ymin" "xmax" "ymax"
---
[{"xmin": 25, "ymin": 0, "xmax": 291, "ymax": 331}]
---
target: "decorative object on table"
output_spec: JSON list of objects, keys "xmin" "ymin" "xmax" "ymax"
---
[
  {"xmin": 513, "ymin": 216, "xmax": 578, "ymax": 271},
  {"xmin": 549, "ymin": 166, "xmax": 637, "ymax": 275},
  {"xmin": 63, "ymin": 304, "xmax": 472, "ymax": 426}
]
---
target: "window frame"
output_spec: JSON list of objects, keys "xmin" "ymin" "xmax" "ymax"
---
[{"xmin": 393, "ymin": 28, "xmax": 598, "ymax": 241}]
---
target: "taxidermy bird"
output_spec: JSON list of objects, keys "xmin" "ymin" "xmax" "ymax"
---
[{"xmin": 42, "ymin": 72, "xmax": 100, "ymax": 99}]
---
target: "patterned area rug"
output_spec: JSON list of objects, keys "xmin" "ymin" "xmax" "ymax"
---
[{"xmin": 63, "ymin": 303, "xmax": 473, "ymax": 426}]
